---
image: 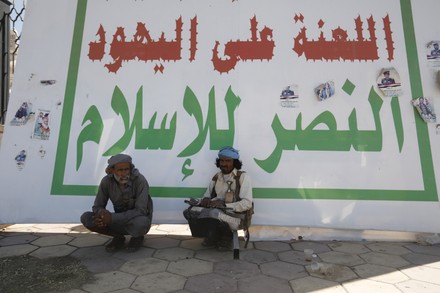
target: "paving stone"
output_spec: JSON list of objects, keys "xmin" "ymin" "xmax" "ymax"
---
[
  {"xmin": 144, "ymin": 236, "xmax": 180, "ymax": 249},
  {"xmin": 4, "ymin": 224, "xmax": 440, "ymax": 293},
  {"xmin": 71, "ymin": 246, "xmax": 110, "ymax": 259},
  {"xmin": 240, "ymin": 249, "xmax": 277, "ymax": 264},
  {"xmin": 30, "ymin": 244, "xmax": 77, "ymax": 258},
  {"xmin": 132, "ymin": 271, "xmax": 186, "ymax": 292},
  {"xmin": 185, "ymin": 272, "xmax": 238, "ymax": 292},
  {"xmin": 238, "ymin": 274, "xmax": 293, "ymax": 293},
  {"xmin": 0, "ymin": 234, "xmax": 39, "ymax": 246},
  {"xmin": 404, "ymin": 243, "xmax": 440, "ymax": 256},
  {"xmin": 81, "ymin": 255, "xmax": 126, "ymax": 273},
  {"xmin": 120, "ymin": 257, "xmax": 168, "ymax": 275},
  {"xmin": 155, "ymin": 224, "xmax": 190, "ymax": 234},
  {"xmin": 279, "ymin": 250, "xmax": 311, "ymax": 265},
  {"xmin": 195, "ymin": 248, "xmax": 236, "ymax": 262},
  {"xmin": 180, "ymin": 238, "xmax": 208, "ymax": 250},
  {"xmin": 113, "ymin": 247, "xmax": 155, "ymax": 262},
  {"xmin": 82, "ymin": 271, "xmax": 136, "ymax": 293},
  {"xmin": 366, "ymin": 242, "xmax": 411, "ymax": 255},
  {"xmin": 0, "ymin": 244, "xmax": 38, "ymax": 257},
  {"xmin": 400, "ymin": 265, "xmax": 440, "ymax": 285},
  {"xmin": 402, "ymin": 252, "xmax": 440, "ymax": 268},
  {"xmin": 260, "ymin": 260, "xmax": 308, "ymax": 280},
  {"xmin": 342, "ymin": 278, "xmax": 402, "ymax": 292},
  {"xmin": 31, "ymin": 234, "xmax": 73, "ymax": 246},
  {"xmin": 153, "ymin": 247, "xmax": 194, "ymax": 261},
  {"xmin": 359, "ymin": 252, "xmax": 410, "ymax": 268},
  {"xmin": 32, "ymin": 225, "xmax": 77, "ymax": 234},
  {"xmin": 319, "ymin": 251, "xmax": 365, "ymax": 266},
  {"xmin": 328, "ymin": 241, "xmax": 370, "ymax": 254},
  {"xmin": 353, "ymin": 263, "xmax": 409, "ymax": 284},
  {"xmin": 102, "ymin": 289, "xmax": 139, "ymax": 293},
  {"xmin": 69, "ymin": 224, "xmax": 91, "ymax": 233},
  {"xmin": 214, "ymin": 259, "xmax": 260, "ymax": 280},
  {"xmin": 254, "ymin": 241, "xmax": 292, "ymax": 252},
  {"xmin": 168, "ymin": 235, "xmax": 193, "ymax": 241},
  {"xmin": 168, "ymin": 258, "xmax": 213, "ymax": 276},
  {"xmin": 69, "ymin": 234, "xmax": 110, "ymax": 247},
  {"xmin": 71, "ymin": 246, "xmax": 126, "ymax": 273},
  {"xmin": 290, "ymin": 276, "xmax": 346, "ymax": 293},
  {"xmin": 65, "ymin": 289, "xmax": 88, "ymax": 293},
  {"xmin": 306, "ymin": 263, "xmax": 358, "ymax": 283},
  {"xmin": 395, "ymin": 279, "xmax": 440, "ymax": 293},
  {"xmin": 291, "ymin": 241, "xmax": 331, "ymax": 253}
]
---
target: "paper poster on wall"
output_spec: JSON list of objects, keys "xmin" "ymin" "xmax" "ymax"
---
[
  {"xmin": 280, "ymin": 84, "xmax": 299, "ymax": 108},
  {"xmin": 32, "ymin": 110, "xmax": 51, "ymax": 140},
  {"xmin": 412, "ymin": 97, "xmax": 437, "ymax": 123},
  {"xmin": 377, "ymin": 67, "xmax": 402, "ymax": 97},
  {"xmin": 14, "ymin": 149, "xmax": 27, "ymax": 171},
  {"xmin": 426, "ymin": 41, "xmax": 440, "ymax": 67},
  {"xmin": 314, "ymin": 81, "xmax": 335, "ymax": 101},
  {"xmin": 10, "ymin": 102, "xmax": 32, "ymax": 126}
]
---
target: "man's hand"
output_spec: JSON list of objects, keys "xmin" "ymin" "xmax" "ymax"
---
[
  {"xmin": 199, "ymin": 198, "xmax": 211, "ymax": 207},
  {"xmin": 209, "ymin": 200, "xmax": 226, "ymax": 208},
  {"xmin": 93, "ymin": 209, "xmax": 112, "ymax": 227}
]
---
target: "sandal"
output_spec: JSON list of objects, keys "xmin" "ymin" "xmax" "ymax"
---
[
  {"xmin": 105, "ymin": 236, "xmax": 125, "ymax": 252},
  {"xmin": 127, "ymin": 236, "xmax": 144, "ymax": 252}
]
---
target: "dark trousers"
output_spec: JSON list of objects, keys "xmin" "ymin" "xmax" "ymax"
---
[{"xmin": 80, "ymin": 211, "xmax": 151, "ymax": 238}]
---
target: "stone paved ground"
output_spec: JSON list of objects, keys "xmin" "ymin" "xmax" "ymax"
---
[{"xmin": 1, "ymin": 224, "xmax": 440, "ymax": 292}]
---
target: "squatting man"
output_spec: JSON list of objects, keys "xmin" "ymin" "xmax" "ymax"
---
[{"xmin": 81, "ymin": 154, "xmax": 153, "ymax": 252}]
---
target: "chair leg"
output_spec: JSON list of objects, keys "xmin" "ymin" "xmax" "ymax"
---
[{"xmin": 232, "ymin": 230, "xmax": 239, "ymax": 259}]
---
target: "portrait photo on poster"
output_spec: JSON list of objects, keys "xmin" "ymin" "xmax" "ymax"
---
[
  {"xmin": 377, "ymin": 67, "xmax": 402, "ymax": 97},
  {"xmin": 32, "ymin": 109, "xmax": 51, "ymax": 140},
  {"xmin": 279, "ymin": 84, "xmax": 299, "ymax": 108},
  {"xmin": 427, "ymin": 41, "xmax": 440, "ymax": 68},
  {"xmin": 314, "ymin": 81, "xmax": 335, "ymax": 101}
]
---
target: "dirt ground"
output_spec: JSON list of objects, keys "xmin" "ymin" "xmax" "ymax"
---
[
  {"xmin": 0, "ymin": 224, "xmax": 93, "ymax": 292},
  {"xmin": 0, "ymin": 254, "xmax": 93, "ymax": 293}
]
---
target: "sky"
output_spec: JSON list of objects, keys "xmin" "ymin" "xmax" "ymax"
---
[{"xmin": 10, "ymin": 0, "xmax": 25, "ymax": 37}]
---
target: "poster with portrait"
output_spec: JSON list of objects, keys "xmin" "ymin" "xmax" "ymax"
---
[{"xmin": 32, "ymin": 109, "xmax": 51, "ymax": 140}]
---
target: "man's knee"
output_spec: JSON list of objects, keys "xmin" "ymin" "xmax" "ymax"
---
[
  {"xmin": 128, "ymin": 216, "xmax": 151, "ymax": 236},
  {"xmin": 80, "ymin": 211, "xmax": 94, "ymax": 227}
]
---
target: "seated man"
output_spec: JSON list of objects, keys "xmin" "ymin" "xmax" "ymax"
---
[
  {"xmin": 183, "ymin": 146, "xmax": 253, "ymax": 250},
  {"xmin": 80, "ymin": 154, "xmax": 153, "ymax": 252}
]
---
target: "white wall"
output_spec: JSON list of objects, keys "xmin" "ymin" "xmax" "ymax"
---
[{"xmin": 0, "ymin": 0, "xmax": 439, "ymax": 238}]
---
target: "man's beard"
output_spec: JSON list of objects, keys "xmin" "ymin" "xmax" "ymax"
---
[{"xmin": 114, "ymin": 174, "xmax": 129, "ymax": 184}]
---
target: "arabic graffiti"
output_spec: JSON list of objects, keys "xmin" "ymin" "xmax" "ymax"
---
[
  {"xmin": 88, "ymin": 17, "xmax": 197, "ymax": 73},
  {"xmin": 293, "ymin": 15, "xmax": 394, "ymax": 62},
  {"xmin": 88, "ymin": 13, "xmax": 395, "ymax": 73},
  {"xmin": 178, "ymin": 86, "xmax": 241, "ymax": 157},
  {"xmin": 76, "ymin": 86, "xmax": 177, "ymax": 170},
  {"xmin": 254, "ymin": 86, "xmax": 404, "ymax": 173},
  {"xmin": 212, "ymin": 15, "xmax": 275, "ymax": 73},
  {"xmin": 76, "ymin": 85, "xmax": 240, "ymax": 170},
  {"xmin": 75, "ymin": 82, "xmax": 404, "ymax": 177}
]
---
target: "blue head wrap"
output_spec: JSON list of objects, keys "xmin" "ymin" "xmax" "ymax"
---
[{"xmin": 218, "ymin": 146, "xmax": 240, "ymax": 159}]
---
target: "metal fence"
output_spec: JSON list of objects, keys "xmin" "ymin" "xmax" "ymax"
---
[{"xmin": 0, "ymin": 0, "xmax": 24, "ymax": 124}]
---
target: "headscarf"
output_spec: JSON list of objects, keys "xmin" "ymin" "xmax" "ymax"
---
[
  {"xmin": 218, "ymin": 146, "xmax": 240, "ymax": 159},
  {"xmin": 106, "ymin": 154, "xmax": 133, "ymax": 174}
]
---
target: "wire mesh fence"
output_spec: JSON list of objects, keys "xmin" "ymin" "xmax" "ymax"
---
[{"xmin": 0, "ymin": 0, "xmax": 25, "ymax": 124}]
